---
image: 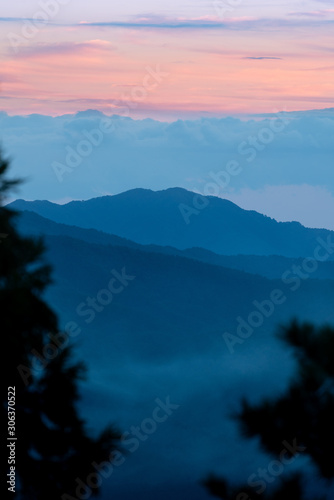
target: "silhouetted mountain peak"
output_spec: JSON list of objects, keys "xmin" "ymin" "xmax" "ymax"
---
[{"xmin": 9, "ymin": 188, "xmax": 334, "ymax": 257}]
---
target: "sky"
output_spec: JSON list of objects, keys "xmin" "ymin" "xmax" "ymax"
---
[
  {"xmin": 1, "ymin": 5, "xmax": 334, "ymax": 496},
  {"xmin": 0, "ymin": 0, "xmax": 333, "ymax": 118},
  {"xmin": 0, "ymin": 0, "xmax": 333, "ymax": 229},
  {"xmin": 1, "ymin": 109, "xmax": 334, "ymax": 230}
]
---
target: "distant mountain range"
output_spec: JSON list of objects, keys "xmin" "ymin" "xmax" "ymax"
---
[
  {"xmin": 9, "ymin": 188, "xmax": 334, "ymax": 258},
  {"xmin": 16, "ymin": 210, "xmax": 334, "ymax": 281},
  {"xmin": 9, "ymin": 187, "xmax": 334, "ymax": 500}
]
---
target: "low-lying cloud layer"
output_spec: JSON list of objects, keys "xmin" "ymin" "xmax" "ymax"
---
[{"xmin": 1, "ymin": 108, "xmax": 333, "ymax": 229}]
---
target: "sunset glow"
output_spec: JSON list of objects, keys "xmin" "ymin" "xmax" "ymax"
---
[{"xmin": 1, "ymin": 1, "xmax": 333, "ymax": 119}]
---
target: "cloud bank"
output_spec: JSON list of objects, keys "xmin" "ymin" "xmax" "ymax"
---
[{"xmin": 1, "ymin": 108, "xmax": 333, "ymax": 230}]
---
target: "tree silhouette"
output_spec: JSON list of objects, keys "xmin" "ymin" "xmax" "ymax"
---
[
  {"xmin": 1, "ymin": 150, "xmax": 121, "ymax": 499},
  {"xmin": 204, "ymin": 321, "xmax": 334, "ymax": 500}
]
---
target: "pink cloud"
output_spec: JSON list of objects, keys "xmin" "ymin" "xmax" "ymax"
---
[
  {"xmin": 288, "ymin": 9, "xmax": 334, "ymax": 18},
  {"xmin": 14, "ymin": 40, "xmax": 116, "ymax": 58},
  {"xmin": 2, "ymin": 10, "xmax": 333, "ymax": 119}
]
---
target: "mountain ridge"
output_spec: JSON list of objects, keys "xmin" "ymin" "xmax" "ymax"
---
[
  {"xmin": 9, "ymin": 187, "xmax": 334, "ymax": 258},
  {"xmin": 16, "ymin": 210, "xmax": 334, "ymax": 280}
]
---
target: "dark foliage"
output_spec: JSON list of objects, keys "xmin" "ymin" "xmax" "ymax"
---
[
  {"xmin": 1, "ymin": 151, "xmax": 120, "ymax": 500},
  {"xmin": 205, "ymin": 321, "xmax": 334, "ymax": 500}
]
